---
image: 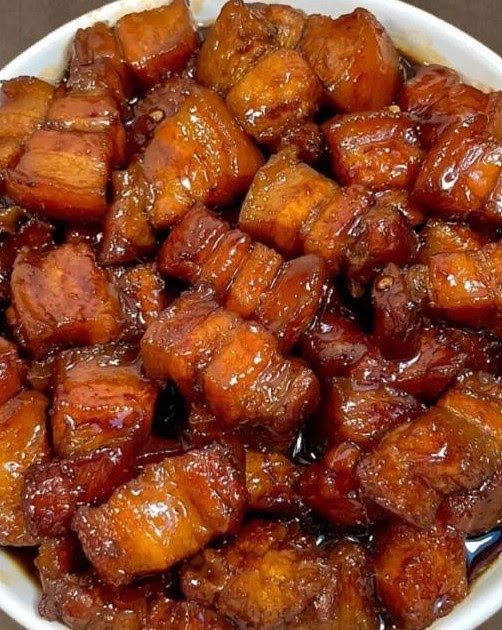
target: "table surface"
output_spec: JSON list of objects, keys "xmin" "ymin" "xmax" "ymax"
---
[{"xmin": 0, "ymin": 0, "xmax": 500, "ymax": 628}]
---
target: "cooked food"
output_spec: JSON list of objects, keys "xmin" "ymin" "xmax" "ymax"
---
[{"xmin": 0, "ymin": 2, "xmax": 500, "ymax": 629}]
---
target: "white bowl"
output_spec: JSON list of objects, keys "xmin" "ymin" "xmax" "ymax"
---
[{"xmin": 0, "ymin": 1, "xmax": 501, "ymax": 629}]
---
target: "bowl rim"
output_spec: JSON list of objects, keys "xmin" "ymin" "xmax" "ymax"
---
[{"xmin": 0, "ymin": 1, "xmax": 501, "ymax": 630}]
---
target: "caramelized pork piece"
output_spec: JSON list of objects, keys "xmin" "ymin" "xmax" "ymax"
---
[
  {"xmin": 68, "ymin": 21, "xmax": 132, "ymax": 106},
  {"xmin": 323, "ymin": 110, "xmax": 424, "ymax": 191},
  {"xmin": 0, "ymin": 336, "xmax": 26, "ymax": 405},
  {"xmin": 36, "ymin": 535, "xmax": 81, "ymax": 585},
  {"xmin": 298, "ymin": 442, "xmax": 375, "ymax": 526},
  {"xmin": 159, "ymin": 205, "xmax": 326, "ymax": 351},
  {"xmin": 250, "ymin": 2, "xmax": 306, "ymax": 47},
  {"xmin": 141, "ymin": 82, "xmax": 263, "ymax": 228},
  {"xmin": 268, "ymin": 121, "xmax": 325, "ymax": 165},
  {"xmin": 226, "ymin": 48, "xmax": 322, "ymax": 144},
  {"xmin": 74, "ymin": 442, "xmax": 247, "ymax": 586},
  {"xmin": 146, "ymin": 598, "xmax": 233, "ymax": 630},
  {"xmin": 438, "ymin": 463, "xmax": 502, "ymax": 535},
  {"xmin": 373, "ymin": 188, "xmax": 427, "ymax": 227},
  {"xmin": 299, "ymin": 9, "xmax": 400, "ymax": 112},
  {"xmin": 400, "ymin": 64, "xmax": 499, "ymax": 146},
  {"xmin": 418, "ymin": 218, "xmax": 489, "ymax": 263},
  {"xmin": 0, "ymin": 390, "xmax": 49, "ymax": 545},
  {"xmin": 323, "ymin": 379, "xmax": 423, "ymax": 450},
  {"xmin": 110, "ymin": 263, "xmax": 167, "ymax": 340},
  {"xmin": 45, "ymin": 90, "xmax": 126, "ymax": 166},
  {"xmin": 6, "ymin": 129, "xmax": 114, "ymax": 221},
  {"xmin": 182, "ymin": 519, "xmax": 379, "ymax": 629},
  {"xmin": 345, "ymin": 204, "xmax": 418, "ymax": 297},
  {"xmin": 100, "ymin": 165, "xmax": 156, "ymax": 265},
  {"xmin": 23, "ymin": 444, "xmax": 135, "ymax": 538},
  {"xmin": 413, "ymin": 116, "xmax": 502, "ymax": 227},
  {"xmin": 116, "ymin": 0, "xmax": 198, "ymax": 88},
  {"xmin": 0, "ymin": 77, "xmax": 54, "ymax": 187},
  {"xmin": 358, "ymin": 373, "xmax": 502, "ymax": 527},
  {"xmin": 245, "ymin": 450, "xmax": 301, "ymax": 514},
  {"xmin": 375, "ymin": 521, "xmax": 467, "ymax": 630},
  {"xmin": 196, "ymin": 0, "xmax": 278, "ymax": 96},
  {"xmin": 7, "ymin": 243, "xmax": 123, "ymax": 356},
  {"xmin": 51, "ymin": 344, "xmax": 157, "ymax": 457}
]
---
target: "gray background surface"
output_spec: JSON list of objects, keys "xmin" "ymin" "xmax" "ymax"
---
[{"xmin": 0, "ymin": 0, "xmax": 500, "ymax": 629}]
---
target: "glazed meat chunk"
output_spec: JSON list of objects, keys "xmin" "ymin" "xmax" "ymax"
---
[
  {"xmin": 159, "ymin": 205, "xmax": 326, "ymax": 351},
  {"xmin": 299, "ymin": 9, "xmax": 400, "ymax": 112},
  {"xmin": 100, "ymin": 164, "xmax": 156, "ymax": 266},
  {"xmin": 141, "ymin": 290, "xmax": 319, "ymax": 440},
  {"xmin": 22, "ymin": 444, "xmax": 135, "ymax": 538},
  {"xmin": 226, "ymin": 48, "xmax": 322, "ymax": 144},
  {"xmin": 115, "ymin": 0, "xmax": 198, "ymax": 88},
  {"xmin": 250, "ymin": 3, "xmax": 306, "ymax": 47},
  {"xmin": 323, "ymin": 110, "xmax": 424, "ymax": 190},
  {"xmin": 400, "ymin": 64, "xmax": 500, "ymax": 146},
  {"xmin": 51, "ymin": 344, "xmax": 157, "ymax": 456},
  {"xmin": 0, "ymin": 77, "xmax": 54, "ymax": 187},
  {"xmin": 358, "ymin": 372, "xmax": 502, "ymax": 527},
  {"xmin": 6, "ymin": 129, "xmax": 114, "ymax": 221},
  {"xmin": 298, "ymin": 442, "xmax": 376, "ymax": 526},
  {"xmin": 413, "ymin": 116, "xmax": 502, "ymax": 227},
  {"xmin": 322, "ymin": 378, "xmax": 424, "ymax": 450},
  {"xmin": 140, "ymin": 81, "xmax": 263, "ymax": 228},
  {"xmin": 417, "ymin": 218, "xmax": 489, "ymax": 263},
  {"xmin": 7, "ymin": 243, "xmax": 123, "ymax": 356},
  {"xmin": 0, "ymin": 336, "xmax": 26, "ymax": 405},
  {"xmin": 196, "ymin": 0, "xmax": 278, "ymax": 96},
  {"xmin": 0, "ymin": 391, "xmax": 49, "ymax": 545},
  {"xmin": 374, "ymin": 521, "xmax": 467, "ymax": 630},
  {"xmin": 74, "ymin": 442, "xmax": 247, "ymax": 585},
  {"xmin": 181, "ymin": 519, "xmax": 379, "ymax": 629},
  {"xmin": 245, "ymin": 450, "xmax": 301, "ymax": 514}
]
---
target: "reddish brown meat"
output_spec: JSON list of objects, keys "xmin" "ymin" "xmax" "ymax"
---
[
  {"xmin": 0, "ymin": 336, "xmax": 27, "ymax": 405},
  {"xmin": 245, "ymin": 450, "xmax": 301, "ymax": 514}
]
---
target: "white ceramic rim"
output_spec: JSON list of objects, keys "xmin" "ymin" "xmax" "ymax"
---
[{"xmin": 0, "ymin": 1, "xmax": 501, "ymax": 629}]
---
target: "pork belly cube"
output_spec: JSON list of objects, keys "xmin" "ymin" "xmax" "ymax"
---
[
  {"xmin": 375, "ymin": 522, "xmax": 467, "ymax": 630},
  {"xmin": 51, "ymin": 344, "xmax": 157, "ymax": 457},
  {"xmin": 413, "ymin": 117, "xmax": 502, "ymax": 226},
  {"xmin": 196, "ymin": 0, "xmax": 278, "ymax": 96},
  {"xmin": 268, "ymin": 121, "xmax": 326, "ymax": 165},
  {"xmin": 0, "ymin": 390, "xmax": 49, "ymax": 545},
  {"xmin": 345, "ymin": 204, "xmax": 418, "ymax": 297},
  {"xmin": 298, "ymin": 442, "xmax": 374, "ymax": 526},
  {"xmin": 299, "ymin": 9, "xmax": 400, "ymax": 112},
  {"xmin": 100, "ymin": 164, "xmax": 156, "ymax": 266},
  {"xmin": 239, "ymin": 148, "xmax": 339, "ymax": 258},
  {"xmin": 141, "ymin": 85, "xmax": 263, "ymax": 228},
  {"xmin": 324, "ymin": 110, "xmax": 424, "ymax": 191},
  {"xmin": 324, "ymin": 378, "xmax": 423, "ymax": 450},
  {"xmin": 374, "ymin": 188, "xmax": 427, "ymax": 227},
  {"xmin": 202, "ymin": 322, "xmax": 319, "ymax": 437},
  {"xmin": 250, "ymin": 2, "xmax": 306, "ymax": 47},
  {"xmin": 226, "ymin": 48, "xmax": 322, "ymax": 144},
  {"xmin": 255, "ymin": 254, "xmax": 326, "ymax": 352},
  {"xmin": 74, "ymin": 442, "xmax": 247, "ymax": 586},
  {"xmin": 399, "ymin": 64, "xmax": 495, "ymax": 146},
  {"xmin": 6, "ymin": 129, "xmax": 113, "ymax": 221},
  {"xmin": 245, "ymin": 450, "xmax": 301, "ymax": 514},
  {"xmin": 110, "ymin": 263, "xmax": 167, "ymax": 340},
  {"xmin": 158, "ymin": 204, "xmax": 230, "ymax": 284},
  {"xmin": 68, "ymin": 21, "xmax": 132, "ymax": 105},
  {"xmin": 116, "ymin": 0, "xmax": 198, "ymax": 88},
  {"xmin": 7, "ymin": 243, "xmax": 123, "ymax": 356},
  {"xmin": 426, "ymin": 243, "xmax": 502, "ymax": 335},
  {"xmin": 46, "ymin": 91, "xmax": 126, "ymax": 166},
  {"xmin": 36, "ymin": 535, "xmax": 80, "ymax": 585},
  {"xmin": 358, "ymin": 405, "xmax": 501, "ymax": 527},
  {"xmin": 0, "ymin": 77, "xmax": 54, "ymax": 184},
  {"xmin": 418, "ymin": 218, "xmax": 489, "ymax": 263},
  {"xmin": 147, "ymin": 598, "xmax": 232, "ymax": 630},
  {"xmin": 23, "ymin": 444, "xmax": 135, "ymax": 538},
  {"xmin": 0, "ymin": 336, "xmax": 26, "ymax": 405},
  {"xmin": 371, "ymin": 263, "xmax": 423, "ymax": 360},
  {"xmin": 182, "ymin": 519, "xmax": 379, "ymax": 629}
]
